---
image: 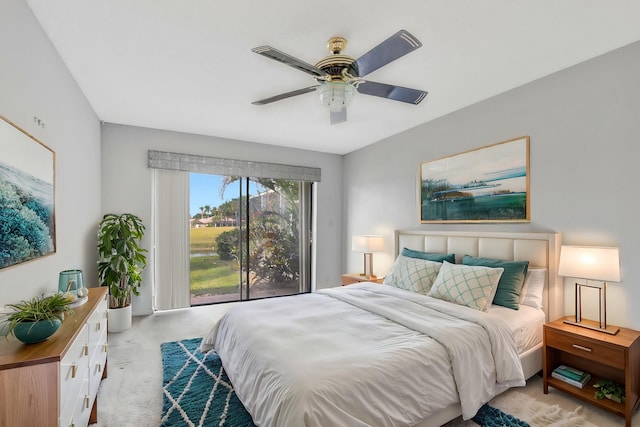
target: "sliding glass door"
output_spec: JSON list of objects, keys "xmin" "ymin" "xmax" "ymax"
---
[{"xmin": 189, "ymin": 174, "xmax": 311, "ymax": 305}]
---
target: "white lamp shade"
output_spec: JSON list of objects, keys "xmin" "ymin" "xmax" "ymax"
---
[
  {"xmin": 318, "ymin": 82, "xmax": 355, "ymax": 113},
  {"xmin": 352, "ymin": 235, "xmax": 384, "ymax": 253},
  {"xmin": 558, "ymin": 245, "xmax": 620, "ymax": 282}
]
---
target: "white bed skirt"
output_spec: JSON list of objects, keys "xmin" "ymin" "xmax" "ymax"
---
[{"xmin": 412, "ymin": 344, "xmax": 542, "ymax": 427}]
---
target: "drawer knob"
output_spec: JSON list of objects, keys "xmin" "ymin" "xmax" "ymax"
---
[
  {"xmin": 85, "ymin": 396, "xmax": 90, "ymax": 408},
  {"xmin": 84, "ymin": 344, "xmax": 89, "ymax": 356},
  {"xmin": 71, "ymin": 363, "xmax": 77, "ymax": 378},
  {"xmin": 572, "ymin": 344, "xmax": 592, "ymax": 352},
  {"xmin": 103, "ymin": 344, "xmax": 108, "ymax": 353},
  {"xmin": 98, "ymin": 363, "xmax": 102, "ymax": 373},
  {"xmin": 97, "ymin": 322, "xmax": 101, "ymax": 331}
]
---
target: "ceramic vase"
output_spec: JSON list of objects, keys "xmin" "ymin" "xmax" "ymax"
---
[{"xmin": 13, "ymin": 319, "xmax": 62, "ymax": 344}]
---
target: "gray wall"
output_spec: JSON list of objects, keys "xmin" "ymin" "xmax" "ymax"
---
[
  {"xmin": 344, "ymin": 41, "xmax": 640, "ymax": 329},
  {"xmin": 101, "ymin": 124, "xmax": 343, "ymax": 315},
  {"xmin": 0, "ymin": 0, "xmax": 102, "ymax": 308}
]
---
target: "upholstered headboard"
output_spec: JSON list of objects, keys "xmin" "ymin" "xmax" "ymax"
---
[{"xmin": 394, "ymin": 230, "xmax": 563, "ymax": 322}]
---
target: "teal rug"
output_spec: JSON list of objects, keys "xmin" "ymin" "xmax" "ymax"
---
[
  {"xmin": 160, "ymin": 338, "xmax": 528, "ymax": 427},
  {"xmin": 160, "ymin": 338, "xmax": 255, "ymax": 426}
]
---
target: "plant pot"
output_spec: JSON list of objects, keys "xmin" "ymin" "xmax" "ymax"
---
[
  {"xmin": 13, "ymin": 319, "xmax": 62, "ymax": 344},
  {"xmin": 605, "ymin": 393, "xmax": 623, "ymax": 404},
  {"xmin": 108, "ymin": 305, "xmax": 132, "ymax": 333}
]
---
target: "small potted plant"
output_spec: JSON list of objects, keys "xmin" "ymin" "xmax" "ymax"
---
[
  {"xmin": 97, "ymin": 213, "xmax": 147, "ymax": 332},
  {"xmin": 3, "ymin": 294, "xmax": 74, "ymax": 344},
  {"xmin": 594, "ymin": 379, "xmax": 625, "ymax": 404}
]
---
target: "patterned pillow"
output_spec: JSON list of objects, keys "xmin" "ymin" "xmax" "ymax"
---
[
  {"xmin": 383, "ymin": 255, "xmax": 442, "ymax": 295},
  {"xmin": 428, "ymin": 261, "xmax": 504, "ymax": 311}
]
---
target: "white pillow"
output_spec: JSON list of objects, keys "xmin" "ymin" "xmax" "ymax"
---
[
  {"xmin": 383, "ymin": 255, "xmax": 442, "ymax": 295},
  {"xmin": 428, "ymin": 261, "xmax": 504, "ymax": 311},
  {"xmin": 519, "ymin": 268, "xmax": 546, "ymax": 310}
]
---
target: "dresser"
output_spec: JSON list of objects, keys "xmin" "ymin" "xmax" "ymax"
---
[{"xmin": 0, "ymin": 287, "xmax": 108, "ymax": 427}]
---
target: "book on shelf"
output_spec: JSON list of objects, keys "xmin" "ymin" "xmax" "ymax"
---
[
  {"xmin": 552, "ymin": 365, "xmax": 591, "ymax": 389},
  {"xmin": 553, "ymin": 364, "xmax": 587, "ymax": 381}
]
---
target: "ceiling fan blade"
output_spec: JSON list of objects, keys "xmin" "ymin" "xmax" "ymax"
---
[
  {"xmin": 355, "ymin": 30, "xmax": 422, "ymax": 78},
  {"xmin": 252, "ymin": 86, "xmax": 319, "ymax": 105},
  {"xmin": 357, "ymin": 81, "xmax": 427, "ymax": 104},
  {"xmin": 330, "ymin": 109, "xmax": 347, "ymax": 125},
  {"xmin": 252, "ymin": 46, "xmax": 328, "ymax": 78}
]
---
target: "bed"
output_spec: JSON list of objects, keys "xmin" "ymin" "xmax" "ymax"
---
[{"xmin": 201, "ymin": 230, "xmax": 563, "ymax": 427}]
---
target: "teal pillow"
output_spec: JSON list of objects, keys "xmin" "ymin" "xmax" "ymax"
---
[
  {"xmin": 401, "ymin": 247, "xmax": 455, "ymax": 264},
  {"xmin": 462, "ymin": 255, "xmax": 529, "ymax": 310}
]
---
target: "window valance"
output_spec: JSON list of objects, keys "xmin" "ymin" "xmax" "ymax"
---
[{"xmin": 148, "ymin": 150, "xmax": 321, "ymax": 182}]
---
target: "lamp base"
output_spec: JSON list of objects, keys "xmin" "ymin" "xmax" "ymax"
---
[
  {"xmin": 359, "ymin": 274, "xmax": 377, "ymax": 281},
  {"xmin": 563, "ymin": 319, "xmax": 620, "ymax": 335}
]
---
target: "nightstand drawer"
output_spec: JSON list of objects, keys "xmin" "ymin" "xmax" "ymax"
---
[{"xmin": 545, "ymin": 328, "xmax": 625, "ymax": 369}]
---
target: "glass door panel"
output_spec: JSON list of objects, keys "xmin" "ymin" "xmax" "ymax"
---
[
  {"xmin": 245, "ymin": 178, "xmax": 303, "ymax": 299},
  {"xmin": 189, "ymin": 174, "xmax": 242, "ymax": 305}
]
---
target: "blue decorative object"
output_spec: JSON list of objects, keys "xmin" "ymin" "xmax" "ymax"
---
[
  {"xmin": 13, "ymin": 319, "xmax": 62, "ymax": 344},
  {"xmin": 58, "ymin": 270, "xmax": 87, "ymax": 306}
]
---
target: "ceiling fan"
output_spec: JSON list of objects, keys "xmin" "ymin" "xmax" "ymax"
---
[{"xmin": 251, "ymin": 30, "xmax": 428, "ymax": 125}]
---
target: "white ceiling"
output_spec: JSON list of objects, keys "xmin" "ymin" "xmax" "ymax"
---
[{"xmin": 26, "ymin": 1, "xmax": 640, "ymax": 155}]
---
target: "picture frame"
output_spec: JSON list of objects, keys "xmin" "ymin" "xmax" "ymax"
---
[
  {"xmin": 0, "ymin": 115, "xmax": 56, "ymax": 269},
  {"xmin": 420, "ymin": 136, "xmax": 529, "ymax": 223}
]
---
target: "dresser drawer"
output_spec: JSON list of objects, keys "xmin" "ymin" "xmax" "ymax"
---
[
  {"xmin": 87, "ymin": 296, "xmax": 108, "ymax": 360},
  {"xmin": 545, "ymin": 328, "xmax": 625, "ymax": 369},
  {"xmin": 88, "ymin": 350, "xmax": 107, "ymax": 406},
  {"xmin": 60, "ymin": 323, "xmax": 89, "ymax": 413},
  {"xmin": 60, "ymin": 377, "xmax": 90, "ymax": 427}
]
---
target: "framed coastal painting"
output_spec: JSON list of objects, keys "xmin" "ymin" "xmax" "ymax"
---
[
  {"xmin": 0, "ymin": 116, "xmax": 56, "ymax": 269},
  {"xmin": 420, "ymin": 136, "xmax": 529, "ymax": 223}
]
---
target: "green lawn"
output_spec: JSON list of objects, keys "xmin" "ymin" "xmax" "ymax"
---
[
  {"xmin": 190, "ymin": 226, "xmax": 234, "ymax": 250},
  {"xmin": 190, "ymin": 226, "xmax": 240, "ymax": 295}
]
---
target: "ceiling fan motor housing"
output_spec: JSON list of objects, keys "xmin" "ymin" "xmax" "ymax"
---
[{"xmin": 315, "ymin": 37, "xmax": 359, "ymax": 81}]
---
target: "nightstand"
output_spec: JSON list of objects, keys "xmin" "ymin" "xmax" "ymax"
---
[
  {"xmin": 543, "ymin": 317, "xmax": 640, "ymax": 427},
  {"xmin": 342, "ymin": 273, "xmax": 384, "ymax": 286}
]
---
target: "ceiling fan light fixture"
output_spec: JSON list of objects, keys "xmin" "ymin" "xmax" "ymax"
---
[{"xmin": 318, "ymin": 81, "xmax": 355, "ymax": 113}]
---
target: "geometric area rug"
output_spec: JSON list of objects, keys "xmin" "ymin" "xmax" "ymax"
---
[{"xmin": 160, "ymin": 338, "xmax": 255, "ymax": 427}]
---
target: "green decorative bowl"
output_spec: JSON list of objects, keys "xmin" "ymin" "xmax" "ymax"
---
[{"xmin": 13, "ymin": 319, "xmax": 62, "ymax": 344}]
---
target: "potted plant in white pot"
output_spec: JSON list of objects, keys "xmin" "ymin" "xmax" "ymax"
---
[{"xmin": 97, "ymin": 213, "xmax": 147, "ymax": 333}]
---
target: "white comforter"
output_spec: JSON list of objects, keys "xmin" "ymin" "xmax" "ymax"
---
[{"xmin": 201, "ymin": 283, "xmax": 525, "ymax": 426}]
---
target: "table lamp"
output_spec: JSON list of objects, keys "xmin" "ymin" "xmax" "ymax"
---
[
  {"xmin": 352, "ymin": 235, "xmax": 384, "ymax": 280},
  {"xmin": 558, "ymin": 245, "xmax": 620, "ymax": 335}
]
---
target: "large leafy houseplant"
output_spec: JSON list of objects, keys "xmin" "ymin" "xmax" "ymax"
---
[{"xmin": 97, "ymin": 213, "xmax": 147, "ymax": 309}]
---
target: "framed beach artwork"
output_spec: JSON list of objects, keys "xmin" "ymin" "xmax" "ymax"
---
[
  {"xmin": 420, "ymin": 136, "xmax": 530, "ymax": 223},
  {"xmin": 0, "ymin": 116, "xmax": 56, "ymax": 269}
]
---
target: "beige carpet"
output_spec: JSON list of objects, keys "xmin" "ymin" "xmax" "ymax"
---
[{"xmin": 445, "ymin": 375, "xmax": 631, "ymax": 427}]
